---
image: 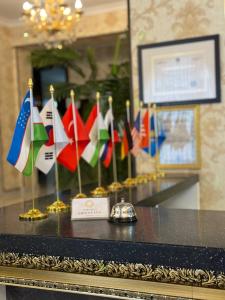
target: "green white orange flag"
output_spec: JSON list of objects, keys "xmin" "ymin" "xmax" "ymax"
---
[{"xmin": 82, "ymin": 104, "xmax": 109, "ymax": 167}]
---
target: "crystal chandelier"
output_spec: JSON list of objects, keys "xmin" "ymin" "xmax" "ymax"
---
[{"xmin": 22, "ymin": 0, "xmax": 83, "ymax": 47}]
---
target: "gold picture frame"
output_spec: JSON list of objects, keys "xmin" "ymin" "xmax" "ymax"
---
[{"xmin": 157, "ymin": 105, "xmax": 201, "ymax": 169}]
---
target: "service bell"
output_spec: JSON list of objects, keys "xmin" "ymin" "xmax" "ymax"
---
[{"xmin": 109, "ymin": 198, "xmax": 137, "ymax": 223}]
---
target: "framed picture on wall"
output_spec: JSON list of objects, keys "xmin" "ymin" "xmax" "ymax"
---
[
  {"xmin": 157, "ymin": 105, "xmax": 201, "ymax": 169},
  {"xmin": 138, "ymin": 35, "xmax": 220, "ymax": 106}
]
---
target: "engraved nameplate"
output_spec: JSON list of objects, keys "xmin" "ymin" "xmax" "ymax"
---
[{"xmin": 71, "ymin": 197, "xmax": 110, "ymax": 220}]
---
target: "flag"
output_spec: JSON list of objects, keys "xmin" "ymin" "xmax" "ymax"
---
[
  {"xmin": 140, "ymin": 110, "xmax": 149, "ymax": 149},
  {"xmin": 121, "ymin": 119, "xmax": 133, "ymax": 160},
  {"xmin": 82, "ymin": 104, "xmax": 109, "ymax": 167},
  {"xmin": 131, "ymin": 111, "xmax": 142, "ymax": 156},
  {"xmin": 35, "ymin": 99, "xmax": 69, "ymax": 174},
  {"xmin": 57, "ymin": 103, "xmax": 89, "ymax": 172},
  {"xmin": 7, "ymin": 91, "xmax": 48, "ymax": 176},
  {"xmin": 142, "ymin": 115, "xmax": 166, "ymax": 157},
  {"xmin": 100, "ymin": 109, "xmax": 120, "ymax": 168}
]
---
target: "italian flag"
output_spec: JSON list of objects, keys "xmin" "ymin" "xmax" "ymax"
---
[
  {"xmin": 82, "ymin": 104, "xmax": 109, "ymax": 167},
  {"xmin": 23, "ymin": 107, "xmax": 48, "ymax": 176}
]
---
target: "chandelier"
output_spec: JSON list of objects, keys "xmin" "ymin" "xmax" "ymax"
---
[{"xmin": 22, "ymin": 0, "xmax": 83, "ymax": 47}]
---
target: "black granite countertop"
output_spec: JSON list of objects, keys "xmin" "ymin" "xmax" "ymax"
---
[{"xmin": 2, "ymin": 174, "xmax": 224, "ymax": 274}]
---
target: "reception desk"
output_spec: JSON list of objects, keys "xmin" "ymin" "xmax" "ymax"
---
[{"xmin": 0, "ymin": 175, "xmax": 224, "ymax": 299}]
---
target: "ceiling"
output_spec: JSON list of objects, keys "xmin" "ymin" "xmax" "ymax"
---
[{"xmin": 0, "ymin": 0, "xmax": 126, "ymax": 25}]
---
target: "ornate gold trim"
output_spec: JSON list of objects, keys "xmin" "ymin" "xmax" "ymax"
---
[
  {"xmin": 0, "ymin": 252, "xmax": 224, "ymax": 290},
  {"xmin": 0, "ymin": 266, "xmax": 196, "ymax": 299}
]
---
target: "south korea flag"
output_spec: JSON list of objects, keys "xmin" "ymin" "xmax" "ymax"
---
[{"xmin": 35, "ymin": 99, "xmax": 69, "ymax": 174}]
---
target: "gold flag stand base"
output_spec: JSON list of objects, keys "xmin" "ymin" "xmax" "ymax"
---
[
  {"xmin": 108, "ymin": 182, "xmax": 123, "ymax": 192},
  {"xmin": 146, "ymin": 173, "xmax": 157, "ymax": 181},
  {"xmin": 73, "ymin": 193, "xmax": 87, "ymax": 199},
  {"xmin": 135, "ymin": 175, "xmax": 149, "ymax": 184},
  {"xmin": 123, "ymin": 177, "xmax": 136, "ymax": 188},
  {"xmin": 157, "ymin": 171, "xmax": 165, "ymax": 178},
  {"xmin": 47, "ymin": 199, "xmax": 70, "ymax": 213},
  {"xmin": 91, "ymin": 186, "xmax": 108, "ymax": 197},
  {"xmin": 19, "ymin": 208, "xmax": 48, "ymax": 221}
]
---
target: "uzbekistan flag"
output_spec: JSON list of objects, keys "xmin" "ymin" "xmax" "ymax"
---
[
  {"xmin": 7, "ymin": 91, "xmax": 48, "ymax": 176},
  {"xmin": 82, "ymin": 104, "xmax": 109, "ymax": 167}
]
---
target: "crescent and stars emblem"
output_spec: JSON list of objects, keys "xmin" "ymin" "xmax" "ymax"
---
[
  {"xmin": 67, "ymin": 120, "xmax": 75, "ymax": 144},
  {"xmin": 24, "ymin": 97, "xmax": 30, "ymax": 103},
  {"xmin": 68, "ymin": 120, "xmax": 74, "ymax": 132}
]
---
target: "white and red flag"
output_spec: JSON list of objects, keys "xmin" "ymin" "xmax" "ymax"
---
[
  {"xmin": 57, "ymin": 103, "xmax": 89, "ymax": 172},
  {"xmin": 35, "ymin": 99, "xmax": 69, "ymax": 174}
]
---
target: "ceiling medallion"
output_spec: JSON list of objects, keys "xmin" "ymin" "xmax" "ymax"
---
[{"xmin": 22, "ymin": 0, "xmax": 83, "ymax": 48}]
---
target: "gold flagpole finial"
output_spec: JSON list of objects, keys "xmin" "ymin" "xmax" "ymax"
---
[
  {"xmin": 28, "ymin": 78, "xmax": 33, "ymax": 89},
  {"xmin": 108, "ymin": 96, "xmax": 113, "ymax": 104},
  {"xmin": 126, "ymin": 100, "xmax": 130, "ymax": 107},
  {"xmin": 70, "ymin": 89, "xmax": 75, "ymax": 98},
  {"xmin": 96, "ymin": 91, "xmax": 100, "ymax": 101}
]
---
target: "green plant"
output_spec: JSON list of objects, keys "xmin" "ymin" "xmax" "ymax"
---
[{"xmin": 31, "ymin": 47, "xmax": 85, "ymax": 78}]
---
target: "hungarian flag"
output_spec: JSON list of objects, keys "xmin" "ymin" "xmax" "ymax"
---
[
  {"xmin": 100, "ymin": 109, "xmax": 120, "ymax": 168},
  {"xmin": 35, "ymin": 99, "xmax": 69, "ymax": 174},
  {"xmin": 121, "ymin": 119, "xmax": 133, "ymax": 160},
  {"xmin": 142, "ymin": 114, "xmax": 166, "ymax": 157},
  {"xmin": 7, "ymin": 91, "xmax": 48, "ymax": 176},
  {"xmin": 82, "ymin": 104, "xmax": 109, "ymax": 167},
  {"xmin": 57, "ymin": 103, "xmax": 89, "ymax": 172}
]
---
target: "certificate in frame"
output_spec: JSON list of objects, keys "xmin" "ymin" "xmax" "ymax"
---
[
  {"xmin": 157, "ymin": 105, "xmax": 201, "ymax": 169},
  {"xmin": 138, "ymin": 35, "xmax": 220, "ymax": 106}
]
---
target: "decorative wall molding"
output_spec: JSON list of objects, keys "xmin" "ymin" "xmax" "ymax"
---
[
  {"xmin": 0, "ymin": 275, "xmax": 188, "ymax": 300},
  {"xmin": 0, "ymin": 252, "xmax": 224, "ymax": 290}
]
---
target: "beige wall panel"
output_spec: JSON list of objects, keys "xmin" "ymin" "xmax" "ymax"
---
[
  {"xmin": 11, "ymin": 10, "xmax": 128, "ymax": 47},
  {"xmin": 0, "ymin": 26, "xmax": 21, "ymax": 191},
  {"xmin": 130, "ymin": 0, "xmax": 225, "ymax": 210}
]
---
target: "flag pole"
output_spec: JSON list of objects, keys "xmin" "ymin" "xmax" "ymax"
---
[
  {"xmin": 153, "ymin": 104, "xmax": 165, "ymax": 178},
  {"xmin": 108, "ymin": 96, "xmax": 122, "ymax": 192},
  {"xmin": 47, "ymin": 85, "xmax": 69, "ymax": 213},
  {"xmin": 127, "ymin": 100, "xmax": 132, "ymax": 179},
  {"xmin": 153, "ymin": 104, "xmax": 159, "ymax": 178},
  {"xmin": 91, "ymin": 92, "xmax": 108, "ymax": 197},
  {"xmin": 30, "ymin": 79, "xmax": 35, "ymax": 211},
  {"xmin": 71, "ymin": 90, "xmax": 87, "ymax": 198},
  {"xmin": 19, "ymin": 78, "xmax": 48, "ymax": 221},
  {"xmin": 97, "ymin": 92, "xmax": 102, "ymax": 187},
  {"xmin": 146, "ymin": 102, "xmax": 156, "ymax": 181},
  {"xmin": 123, "ymin": 100, "xmax": 136, "ymax": 188},
  {"xmin": 148, "ymin": 103, "xmax": 151, "ymax": 157}
]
